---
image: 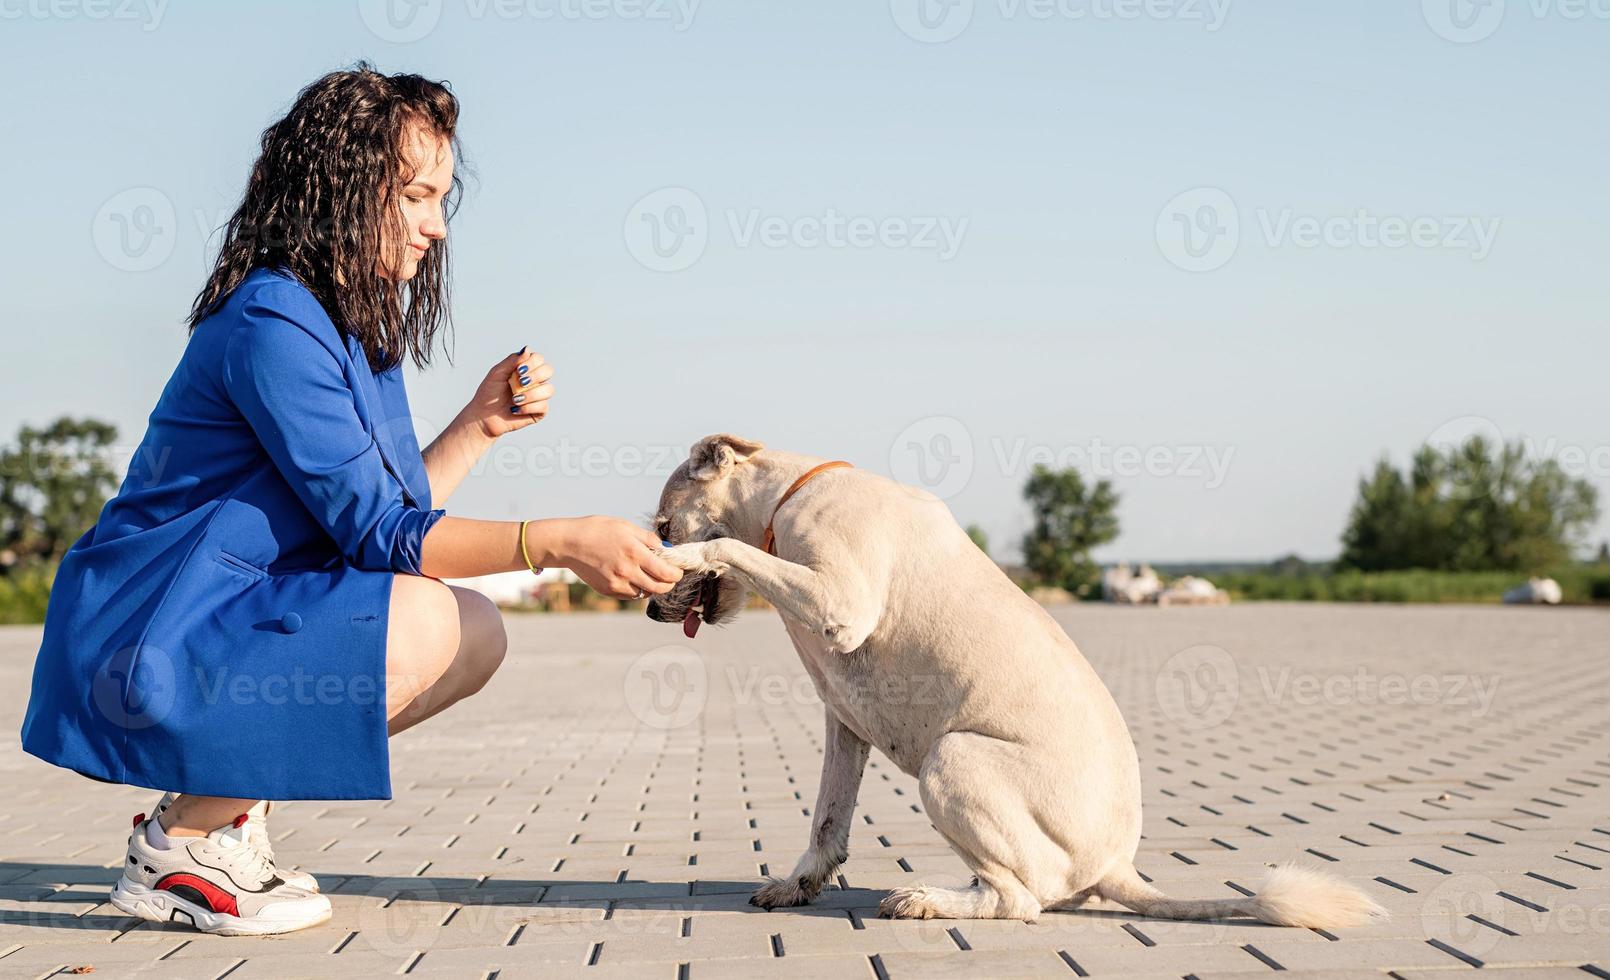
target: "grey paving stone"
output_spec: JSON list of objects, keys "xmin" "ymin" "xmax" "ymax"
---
[{"xmin": 2, "ymin": 604, "xmax": 1608, "ymax": 978}]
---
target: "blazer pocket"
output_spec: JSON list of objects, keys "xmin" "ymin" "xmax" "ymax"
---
[{"xmin": 214, "ymin": 550, "xmax": 268, "ymax": 584}]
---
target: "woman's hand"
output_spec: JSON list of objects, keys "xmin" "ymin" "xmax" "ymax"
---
[
  {"xmin": 461, "ymin": 347, "xmax": 554, "ymax": 440},
  {"xmin": 546, "ymin": 516, "xmax": 683, "ymax": 600}
]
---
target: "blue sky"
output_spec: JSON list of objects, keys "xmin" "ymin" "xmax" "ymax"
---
[{"xmin": 3, "ymin": 1, "xmax": 1606, "ymax": 562}]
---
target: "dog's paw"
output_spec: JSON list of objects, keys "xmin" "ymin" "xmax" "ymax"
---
[
  {"xmin": 750, "ymin": 875, "xmax": 820, "ymax": 910},
  {"xmin": 879, "ymin": 886, "xmax": 941, "ymax": 919},
  {"xmin": 658, "ymin": 541, "xmax": 728, "ymax": 575}
]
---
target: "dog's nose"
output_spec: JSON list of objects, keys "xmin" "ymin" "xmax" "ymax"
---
[{"xmin": 645, "ymin": 598, "xmax": 661, "ymax": 620}]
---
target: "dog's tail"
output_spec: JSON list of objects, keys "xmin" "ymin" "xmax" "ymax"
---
[{"xmin": 1095, "ymin": 862, "xmax": 1387, "ymax": 929}]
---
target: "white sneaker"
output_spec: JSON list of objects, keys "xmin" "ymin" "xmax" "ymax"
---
[
  {"xmin": 154, "ymin": 793, "xmax": 319, "ymax": 892},
  {"xmin": 111, "ymin": 812, "xmax": 331, "ymax": 936}
]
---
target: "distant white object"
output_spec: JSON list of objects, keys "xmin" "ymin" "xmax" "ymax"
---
[
  {"xmin": 1101, "ymin": 563, "xmax": 1162, "ymax": 604},
  {"xmin": 1502, "ymin": 577, "xmax": 1563, "ymax": 605},
  {"xmin": 444, "ymin": 567, "xmax": 576, "ymax": 607},
  {"xmin": 1157, "ymin": 575, "xmax": 1230, "ymax": 607}
]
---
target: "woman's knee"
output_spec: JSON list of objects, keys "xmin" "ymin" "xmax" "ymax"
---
[
  {"xmin": 449, "ymin": 586, "xmax": 507, "ymax": 691},
  {"xmin": 387, "ymin": 575, "xmax": 462, "ymax": 701}
]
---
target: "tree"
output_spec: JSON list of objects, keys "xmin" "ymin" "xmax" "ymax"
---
[
  {"xmin": 964, "ymin": 524, "xmax": 990, "ymax": 557},
  {"xmin": 1339, "ymin": 435, "xmax": 1598, "ymax": 573},
  {"xmin": 1020, "ymin": 464, "xmax": 1119, "ymax": 594},
  {"xmin": 0, "ymin": 417, "xmax": 119, "ymax": 570}
]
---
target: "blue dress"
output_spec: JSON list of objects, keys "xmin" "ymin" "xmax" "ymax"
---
[{"xmin": 20, "ymin": 265, "xmax": 445, "ymax": 801}]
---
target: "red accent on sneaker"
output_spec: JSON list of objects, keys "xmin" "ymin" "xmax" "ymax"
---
[
  {"xmin": 156, "ymin": 872, "xmax": 241, "ymax": 917},
  {"xmin": 232, "ymin": 813, "xmax": 249, "ymax": 829},
  {"xmin": 133, "ymin": 812, "xmax": 146, "ymax": 829}
]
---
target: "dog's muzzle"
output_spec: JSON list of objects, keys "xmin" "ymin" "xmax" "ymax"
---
[{"xmin": 646, "ymin": 572, "xmax": 722, "ymax": 638}]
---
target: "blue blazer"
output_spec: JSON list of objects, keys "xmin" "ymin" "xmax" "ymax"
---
[{"xmin": 21, "ymin": 265, "xmax": 444, "ymax": 800}]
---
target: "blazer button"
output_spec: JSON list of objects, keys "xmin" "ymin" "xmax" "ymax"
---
[{"xmin": 280, "ymin": 612, "xmax": 303, "ymax": 634}]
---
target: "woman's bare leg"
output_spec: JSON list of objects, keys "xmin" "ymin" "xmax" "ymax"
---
[
  {"xmin": 161, "ymin": 575, "xmax": 508, "ymax": 833},
  {"xmin": 386, "ymin": 574, "xmax": 509, "ymax": 735}
]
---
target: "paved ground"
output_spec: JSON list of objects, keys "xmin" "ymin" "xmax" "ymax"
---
[{"xmin": 2, "ymin": 603, "xmax": 1609, "ymax": 979}]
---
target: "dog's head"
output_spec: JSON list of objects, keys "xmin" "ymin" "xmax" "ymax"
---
[{"xmin": 646, "ymin": 433, "xmax": 766, "ymax": 633}]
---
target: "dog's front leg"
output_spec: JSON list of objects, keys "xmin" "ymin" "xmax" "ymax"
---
[
  {"xmin": 752, "ymin": 711, "xmax": 870, "ymax": 910},
  {"xmin": 660, "ymin": 539, "xmax": 878, "ymax": 653}
]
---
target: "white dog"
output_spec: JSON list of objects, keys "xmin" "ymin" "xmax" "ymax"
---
[{"xmin": 650, "ymin": 434, "xmax": 1386, "ymax": 926}]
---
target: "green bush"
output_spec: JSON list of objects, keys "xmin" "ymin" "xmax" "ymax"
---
[
  {"xmin": 0, "ymin": 564, "xmax": 56, "ymax": 624},
  {"xmin": 1212, "ymin": 566, "xmax": 1607, "ymax": 604}
]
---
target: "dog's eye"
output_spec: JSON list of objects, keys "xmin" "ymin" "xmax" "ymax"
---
[{"xmin": 654, "ymin": 520, "xmax": 671, "ymax": 541}]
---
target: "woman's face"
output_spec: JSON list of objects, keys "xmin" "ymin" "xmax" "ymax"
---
[{"xmin": 377, "ymin": 125, "xmax": 453, "ymax": 282}]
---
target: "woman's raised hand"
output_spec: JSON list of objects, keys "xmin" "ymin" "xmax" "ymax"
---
[{"xmin": 464, "ymin": 347, "xmax": 554, "ymax": 440}]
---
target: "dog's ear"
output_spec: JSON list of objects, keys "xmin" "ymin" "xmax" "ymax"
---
[{"xmin": 689, "ymin": 433, "xmax": 765, "ymax": 481}]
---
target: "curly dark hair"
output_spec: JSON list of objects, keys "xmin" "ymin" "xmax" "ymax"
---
[{"xmin": 187, "ymin": 62, "xmax": 464, "ymax": 373}]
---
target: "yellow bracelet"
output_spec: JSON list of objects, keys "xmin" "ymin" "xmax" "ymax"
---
[{"xmin": 518, "ymin": 519, "xmax": 544, "ymax": 575}]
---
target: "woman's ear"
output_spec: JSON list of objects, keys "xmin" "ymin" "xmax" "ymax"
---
[{"xmin": 688, "ymin": 433, "xmax": 765, "ymax": 481}]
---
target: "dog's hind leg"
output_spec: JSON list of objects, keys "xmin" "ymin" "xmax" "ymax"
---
[
  {"xmin": 752, "ymin": 712, "xmax": 870, "ymax": 910},
  {"xmin": 879, "ymin": 732, "xmax": 1065, "ymax": 922}
]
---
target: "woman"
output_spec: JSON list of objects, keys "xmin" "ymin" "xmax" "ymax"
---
[{"xmin": 19, "ymin": 64, "xmax": 683, "ymax": 936}]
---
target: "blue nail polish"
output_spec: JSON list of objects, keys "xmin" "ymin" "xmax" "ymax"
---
[
  {"xmin": 510, "ymin": 405, "xmax": 521, "ymax": 414},
  {"xmin": 521, "ymin": 377, "xmax": 531, "ymax": 386},
  {"xmin": 519, "ymin": 344, "xmax": 528, "ymax": 355},
  {"xmin": 518, "ymin": 364, "xmax": 529, "ymax": 375},
  {"xmin": 661, "ymin": 539, "xmax": 673, "ymax": 548}
]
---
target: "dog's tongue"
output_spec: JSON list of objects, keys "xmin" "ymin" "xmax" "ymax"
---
[{"xmin": 682, "ymin": 608, "xmax": 701, "ymax": 638}]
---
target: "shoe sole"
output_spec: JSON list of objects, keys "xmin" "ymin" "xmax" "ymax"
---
[{"xmin": 110, "ymin": 878, "xmax": 331, "ymax": 936}]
